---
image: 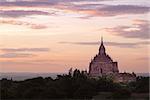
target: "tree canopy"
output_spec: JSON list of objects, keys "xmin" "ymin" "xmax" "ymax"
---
[{"xmin": 0, "ymin": 69, "xmax": 149, "ymax": 99}]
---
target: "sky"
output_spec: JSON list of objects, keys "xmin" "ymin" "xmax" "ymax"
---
[{"xmin": 0, "ymin": 0, "xmax": 150, "ymax": 73}]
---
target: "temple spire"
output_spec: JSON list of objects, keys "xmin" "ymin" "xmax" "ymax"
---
[
  {"xmin": 101, "ymin": 36, "xmax": 103, "ymax": 44},
  {"xmin": 99, "ymin": 36, "xmax": 106, "ymax": 55}
]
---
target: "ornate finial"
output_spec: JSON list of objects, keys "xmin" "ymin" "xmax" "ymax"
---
[
  {"xmin": 101, "ymin": 36, "xmax": 103, "ymax": 44},
  {"xmin": 99, "ymin": 35, "xmax": 106, "ymax": 55}
]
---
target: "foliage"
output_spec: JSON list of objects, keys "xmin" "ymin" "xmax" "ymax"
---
[
  {"xmin": 112, "ymin": 87, "xmax": 131, "ymax": 99},
  {"xmin": 135, "ymin": 76, "xmax": 149, "ymax": 93},
  {"xmin": 0, "ymin": 70, "xmax": 149, "ymax": 99}
]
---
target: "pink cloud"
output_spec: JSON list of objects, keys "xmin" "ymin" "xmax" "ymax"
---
[
  {"xmin": 0, "ymin": 1, "xmax": 149, "ymax": 18},
  {"xmin": 104, "ymin": 19, "xmax": 149, "ymax": 39},
  {"xmin": 0, "ymin": 10, "xmax": 53, "ymax": 18},
  {"xmin": 0, "ymin": 19, "xmax": 48, "ymax": 29},
  {"xmin": 0, "ymin": 53, "xmax": 36, "ymax": 58}
]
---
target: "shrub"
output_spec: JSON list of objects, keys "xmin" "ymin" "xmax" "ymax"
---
[{"xmin": 112, "ymin": 88, "xmax": 131, "ymax": 99}]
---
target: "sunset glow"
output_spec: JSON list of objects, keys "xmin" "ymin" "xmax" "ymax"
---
[{"xmin": 0, "ymin": 0, "xmax": 149, "ymax": 73}]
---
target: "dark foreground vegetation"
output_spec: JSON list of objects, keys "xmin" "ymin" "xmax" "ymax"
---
[{"xmin": 0, "ymin": 69, "xmax": 149, "ymax": 100}]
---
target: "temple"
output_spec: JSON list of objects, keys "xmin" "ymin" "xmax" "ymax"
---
[
  {"xmin": 89, "ymin": 37, "xmax": 119, "ymax": 77},
  {"xmin": 88, "ymin": 37, "xmax": 136, "ymax": 83}
]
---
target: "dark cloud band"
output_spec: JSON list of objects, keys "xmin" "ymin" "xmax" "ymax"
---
[
  {"xmin": 0, "ymin": 10, "xmax": 53, "ymax": 18},
  {"xmin": 0, "ymin": 53, "xmax": 36, "ymax": 58},
  {"xmin": 59, "ymin": 41, "xmax": 150, "ymax": 48},
  {"xmin": 1, "ymin": 48, "xmax": 50, "ymax": 52}
]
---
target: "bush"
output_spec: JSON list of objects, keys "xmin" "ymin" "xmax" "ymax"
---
[
  {"xmin": 135, "ymin": 77, "xmax": 149, "ymax": 93},
  {"xmin": 1, "ymin": 70, "xmax": 149, "ymax": 99},
  {"xmin": 112, "ymin": 88, "xmax": 131, "ymax": 99}
]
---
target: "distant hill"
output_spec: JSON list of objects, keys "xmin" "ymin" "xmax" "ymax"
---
[
  {"xmin": 0, "ymin": 72, "xmax": 149, "ymax": 81},
  {"xmin": 0, "ymin": 72, "xmax": 65, "ymax": 81},
  {"xmin": 136, "ymin": 73, "xmax": 150, "ymax": 77}
]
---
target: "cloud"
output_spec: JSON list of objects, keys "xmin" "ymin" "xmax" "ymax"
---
[
  {"xmin": 59, "ymin": 41, "xmax": 99, "ymax": 45},
  {"xmin": 0, "ymin": 10, "xmax": 52, "ymax": 18},
  {"xmin": 1, "ymin": 48, "xmax": 50, "ymax": 52},
  {"xmin": 0, "ymin": 0, "xmax": 58, "ymax": 7},
  {"xmin": 63, "ymin": 4, "xmax": 150, "ymax": 17},
  {"xmin": 0, "ymin": 48, "xmax": 50, "ymax": 58},
  {"xmin": 0, "ymin": 19, "xmax": 48, "ymax": 29},
  {"xmin": 0, "ymin": 59, "xmax": 54, "ymax": 64},
  {"xmin": 104, "ymin": 19, "xmax": 150, "ymax": 39},
  {"xmin": 0, "ymin": 0, "xmax": 100, "ymax": 8},
  {"xmin": 0, "ymin": 1, "xmax": 149, "ymax": 18},
  {"xmin": 0, "ymin": 60, "xmax": 61, "ymax": 68},
  {"xmin": 137, "ymin": 57, "xmax": 149, "ymax": 61},
  {"xmin": 105, "ymin": 41, "xmax": 149, "ymax": 48},
  {"xmin": 0, "ymin": 53, "xmax": 36, "ymax": 58},
  {"xmin": 59, "ymin": 41, "xmax": 150, "ymax": 48},
  {"xmin": 97, "ymin": 5, "xmax": 149, "ymax": 17}
]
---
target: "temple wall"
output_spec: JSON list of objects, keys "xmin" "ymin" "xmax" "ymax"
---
[
  {"xmin": 89, "ymin": 61, "xmax": 119, "ymax": 77},
  {"xmin": 113, "ymin": 73, "xmax": 136, "ymax": 83}
]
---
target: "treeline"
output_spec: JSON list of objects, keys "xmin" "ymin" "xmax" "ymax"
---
[{"xmin": 0, "ymin": 69, "xmax": 149, "ymax": 99}]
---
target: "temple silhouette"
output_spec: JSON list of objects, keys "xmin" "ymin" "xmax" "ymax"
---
[{"xmin": 88, "ymin": 37, "xmax": 136, "ymax": 83}]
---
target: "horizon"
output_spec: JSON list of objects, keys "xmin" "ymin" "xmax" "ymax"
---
[
  {"xmin": 0, "ymin": 72, "xmax": 149, "ymax": 81},
  {"xmin": 0, "ymin": 72, "xmax": 149, "ymax": 74},
  {"xmin": 0, "ymin": 0, "xmax": 150, "ymax": 73}
]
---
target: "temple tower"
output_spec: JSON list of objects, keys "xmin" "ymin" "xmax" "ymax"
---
[{"xmin": 89, "ymin": 37, "xmax": 119, "ymax": 77}]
